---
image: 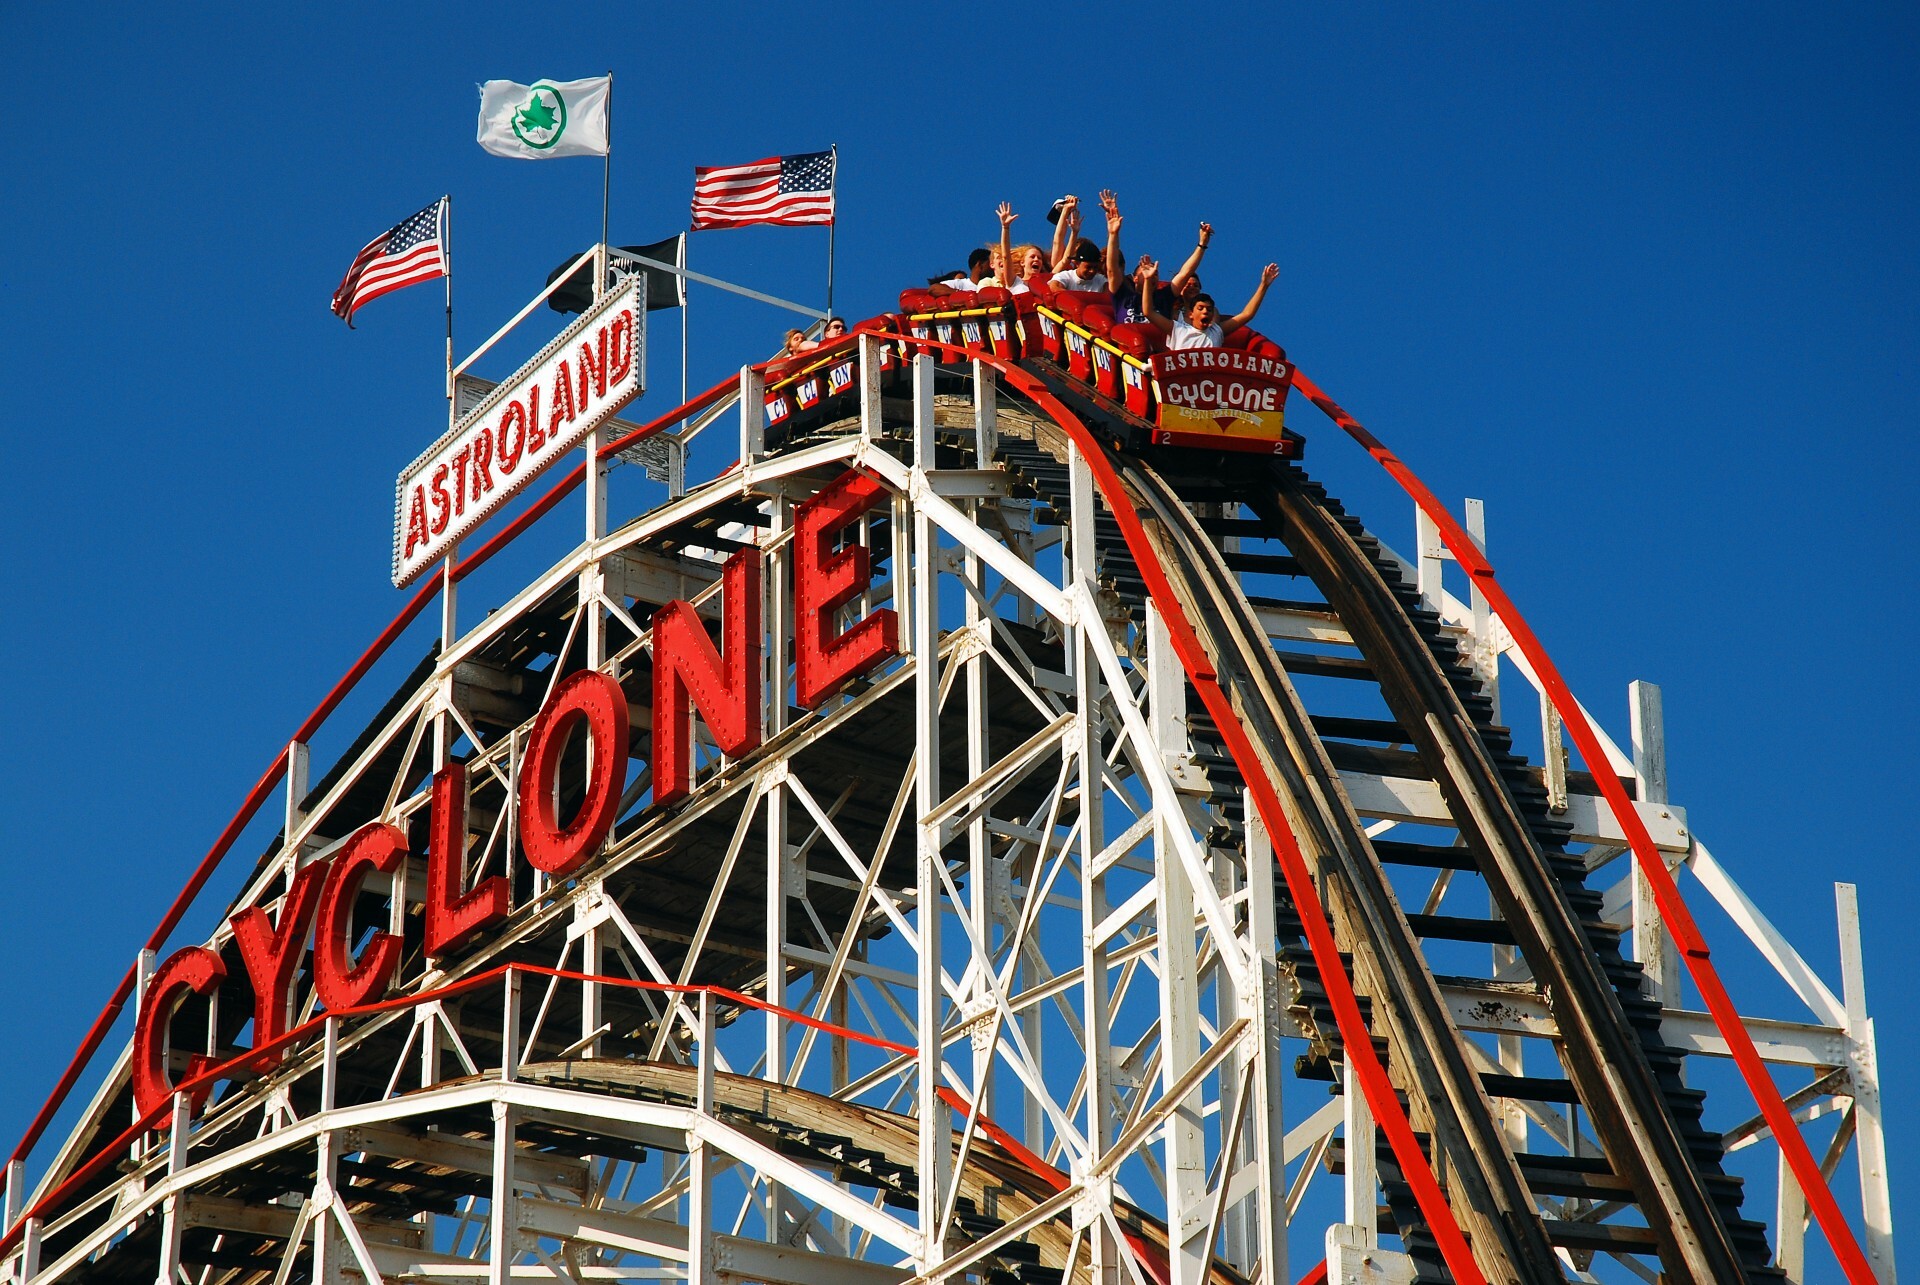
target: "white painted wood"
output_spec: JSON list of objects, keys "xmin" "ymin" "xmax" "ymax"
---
[
  {"xmin": 738, "ymin": 366, "xmax": 765, "ymax": 461},
  {"xmin": 1629, "ymin": 680, "xmax": 1678, "ymax": 1007},
  {"xmin": 1837, "ymin": 882, "xmax": 1897, "ymax": 1282}
]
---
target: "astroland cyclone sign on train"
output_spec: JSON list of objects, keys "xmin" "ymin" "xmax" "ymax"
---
[
  {"xmin": 1150, "ymin": 346, "xmax": 1294, "ymax": 449},
  {"xmin": 132, "ymin": 468, "xmax": 900, "ymax": 1121},
  {"xmin": 393, "ymin": 277, "xmax": 643, "ymax": 587}
]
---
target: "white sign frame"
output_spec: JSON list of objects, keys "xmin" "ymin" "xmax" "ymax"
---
[{"xmin": 393, "ymin": 277, "xmax": 644, "ymax": 586}]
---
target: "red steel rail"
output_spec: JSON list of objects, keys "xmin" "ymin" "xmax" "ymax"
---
[
  {"xmin": 1289, "ymin": 371, "xmax": 1877, "ymax": 1283},
  {"xmin": 5, "ymin": 376, "xmax": 736, "ymax": 1170}
]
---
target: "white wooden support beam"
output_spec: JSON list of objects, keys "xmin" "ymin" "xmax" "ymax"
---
[
  {"xmin": 585, "ymin": 424, "xmax": 609, "ymax": 545},
  {"xmin": 284, "ymin": 739, "xmax": 311, "ymax": 885},
  {"xmin": 1242, "ymin": 800, "xmax": 1290, "ymax": 1285},
  {"xmin": 1629, "ymin": 680, "xmax": 1677, "ymax": 1007},
  {"xmin": 858, "ymin": 335, "xmax": 885, "ymax": 443},
  {"xmin": 1777, "ymin": 1147, "xmax": 1807, "ymax": 1283},
  {"xmin": 500, "ymin": 970, "xmax": 522, "ymax": 1083},
  {"xmin": 2, "ymin": 1159, "xmax": 22, "ymax": 1236},
  {"xmin": 488, "ymin": 1100, "xmax": 518, "ymax": 1285},
  {"xmin": 15, "ymin": 1217, "xmax": 41, "ymax": 1285},
  {"xmin": 971, "ymin": 358, "xmax": 997, "ymax": 464},
  {"xmin": 1066, "ymin": 442, "xmax": 1121, "ymax": 1285},
  {"xmin": 689, "ymin": 994, "xmax": 717, "ymax": 1285},
  {"xmin": 1464, "ymin": 499, "xmax": 1497, "ymax": 721},
  {"xmin": 1414, "ymin": 506, "xmax": 1444, "ymax": 610},
  {"xmin": 1343, "ymin": 1059, "xmax": 1377, "ymax": 1243},
  {"xmin": 1837, "ymin": 882, "xmax": 1897, "ymax": 1282},
  {"xmin": 1156, "ymin": 806, "xmax": 1209, "ymax": 1285},
  {"xmin": 739, "ymin": 367, "xmax": 766, "ymax": 463},
  {"xmin": 153, "ymin": 1094, "xmax": 191, "ymax": 1285},
  {"xmin": 1145, "ymin": 602, "xmax": 1202, "ymax": 791},
  {"xmin": 910, "ymin": 352, "xmax": 951, "ymax": 1273}
]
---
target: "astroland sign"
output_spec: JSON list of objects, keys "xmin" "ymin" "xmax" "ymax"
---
[{"xmin": 394, "ymin": 277, "xmax": 643, "ymax": 586}]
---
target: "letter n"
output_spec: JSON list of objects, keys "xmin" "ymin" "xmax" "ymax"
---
[
  {"xmin": 425, "ymin": 762, "xmax": 509, "ymax": 958},
  {"xmin": 794, "ymin": 470, "xmax": 898, "ymax": 708},
  {"xmin": 652, "ymin": 548, "xmax": 763, "ymax": 806}
]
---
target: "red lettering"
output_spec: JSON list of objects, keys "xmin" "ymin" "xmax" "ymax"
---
[
  {"xmin": 424, "ymin": 763, "xmax": 509, "ymax": 958},
  {"xmin": 609, "ymin": 312, "xmax": 634, "ymax": 384},
  {"xmin": 229, "ymin": 863, "xmax": 328, "ymax": 1070},
  {"xmin": 472, "ymin": 428, "xmax": 494, "ymax": 496},
  {"xmin": 429, "ymin": 464, "xmax": 451, "ymax": 535},
  {"xmin": 578, "ymin": 327, "xmax": 608, "ymax": 401},
  {"xmin": 527, "ymin": 383, "xmax": 547, "ymax": 453},
  {"xmin": 131, "ymin": 947, "xmax": 225, "ymax": 1119},
  {"xmin": 497, "ymin": 401, "xmax": 526, "ymax": 473},
  {"xmin": 450, "ymin": 446, "xmax": 472, "ymax": 517},
  {"xmin": 549, "ymin": 359, "xmax": 577, "ymax": 437},
  {"xmin": 794, "ymin": 471, "xmax": 899, "ymax": 709},
  {"xmin": 314, "ymin": 822, "xmax": 406, "ymax": 1012},
  {"xmin": 652, "ymin": 549, "xmax": 763, "ymax": 807},
  {"xmin": 404, "ymin": 486, "xmax": 430, "ymax": 558},
  {"xmin": 519, "ymin": 672, "xmax": 629, "ymax": 877}
]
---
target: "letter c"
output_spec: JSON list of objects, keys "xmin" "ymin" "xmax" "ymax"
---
[
  {"xmin": 314, "ymin": 822, "xmax": 407, "ymax": 1012},
  {"xmin": 132, "ymin": 947, "xmax": 226, "ymax": 1119}
]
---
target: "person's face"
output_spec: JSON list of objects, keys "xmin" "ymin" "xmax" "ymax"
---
[
  {"xmin": 1187, "ymin": 299, "xmax": 1216, "ymax": 327},
  {"xmin": 1072, "ymin": 251, "xmax": 1100, "ymax": 278},
  {"xmin": 786, "ymin": 332, "xmax": 807, "ymax": 354},
  {"xmin": 1178, "ymin": 275, "xmax": 1202, "ymax": 300},
  {"xmin": 1020, "ymin": 247, "xmax": 1046, "ymax": 275},
  {"xmin": 824, "ymin": 319, "xmax": 846, "ymax": 339},
  {"xmin": 971, "ymin": 258, "xmax": 993, "ymax": 282}
]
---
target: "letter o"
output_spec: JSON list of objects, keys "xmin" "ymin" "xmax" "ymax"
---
[
  {"xmin": 519, "ymin": 671, "xmax": 630, "ymax": 877},
  {"xmin": 314, "ymin": 822, "xmax": 407, "ymax": 1012},
  {"xmin": 497, "ymin": 401, "xmax": 526, "ymax": 474},
  {"xmin": 132, "ymin": 946, "xmax": 226, "ymax": 1119}
]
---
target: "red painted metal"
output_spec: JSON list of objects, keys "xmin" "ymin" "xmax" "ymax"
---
[
  {"xmin": 425, "ymin": 762, "xmax": 510, "ymax": 958},
  {"xmin": 313, "ymin": 822, "xmax": 407, "ymax": 1012},
  {"xmin": 5, "ymin": 373, "xmax": 740, "ymax": 1173},
  {"xmin": 968, "ymin": 354, "xmax": 1490, "ymax": 1285},
  {"xmin": 129, "ymin": 946, "xmax": 224, "ymax": 1119},
  {"xmin": 793, "ymin": 469, "xmax": 899, "ymax": 709},
  {"xmin": 1289, "ymin": 370, "xmax": 1879, "ymax": 1284},
  {"xmin": 228, "ymin": 862, "xmax": 328, "ymax": 1072},
  {"xmin": 519, "ymin": 671, "xmax": 631, "ymax": 876},
  {"xmin": 652, "ymin": 548, "xmax": 764, "ymax": 807}
]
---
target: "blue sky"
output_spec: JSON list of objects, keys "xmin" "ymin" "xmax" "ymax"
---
[{"xmin": 3, "ymin": 1, "xmax": 1914, "ymax": 1270}]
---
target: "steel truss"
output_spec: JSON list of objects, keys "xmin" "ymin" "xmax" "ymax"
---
[{"xmin": 1, "ymin": 336, "xmax": 1893, "ymax": 1285}]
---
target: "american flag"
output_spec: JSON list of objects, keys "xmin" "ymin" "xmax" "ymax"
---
[
  {"xmin": 331, "ymin": 198, "xmax": 449, "ymax": 327},
  {"xmin": 690, "ymin": 151, "xmax": 835, "ymax": 229}
]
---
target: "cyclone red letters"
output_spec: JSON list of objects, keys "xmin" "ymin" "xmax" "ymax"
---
[{"xmin": 133, "ymin": 468, "xmax": 899, "ymax": 1120}]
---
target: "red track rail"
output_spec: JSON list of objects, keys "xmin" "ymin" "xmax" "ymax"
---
[
  {"xmin": 1289, "ymin": 371, "xmax": 1877, "ymax": 1283},
  {"xmin": 6, "ymin": 376, "xmax": 737, "ymax": 1171}
]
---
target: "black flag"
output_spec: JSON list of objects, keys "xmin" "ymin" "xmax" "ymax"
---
[{"xmin": 547, "ymin": 235, "xmax": 686, "ymax": 315}]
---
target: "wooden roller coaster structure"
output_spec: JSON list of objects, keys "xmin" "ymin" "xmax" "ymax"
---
[{"xmin": 0, "ymin": 266, "xmax": 1895, "ymax": 1285}]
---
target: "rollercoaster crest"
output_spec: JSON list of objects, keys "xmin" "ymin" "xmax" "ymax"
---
[{"xmin": 1, "ymin": 251, "xmax": 1894, "ymax": 1285}]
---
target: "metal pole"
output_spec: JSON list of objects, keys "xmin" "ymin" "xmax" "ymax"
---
[
  {"xmin": 680, "ymin": 233, "xmax": 689, "ymax": 408},
  {"xmin": 442, "ymin": 196, "xmax": 454, "ymax": 407},
  {"xmin": 825, "ymin": 143, "xmax": 837, "ymax": 320},
  {"xmin": 597, "ymin": 72, "xmax": 612, "ymax": 301}
]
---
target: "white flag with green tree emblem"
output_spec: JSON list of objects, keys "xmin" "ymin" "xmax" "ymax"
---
[{"xmin": 477, "ymin": 77, "xmax": 610, "ymax": 159}]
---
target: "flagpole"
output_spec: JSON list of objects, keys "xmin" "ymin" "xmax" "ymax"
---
[
  {"xmin": 597, "ymin": 71, "xmax": 612, "ymax": 300},
  {"xmin": 825, "ymin": 143, "xmax": 837, "ymax": 320},
  {"xmin": 443, "ymin": 195, "xmax": 454, "ymax": 419},
  {"xmin": 679, "ymin": 233, "xmax": 689, "ymax": 409}
]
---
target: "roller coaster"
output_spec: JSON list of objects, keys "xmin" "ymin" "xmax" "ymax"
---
[{"xmin": 0, "ymin": 253, "xmax": 1896, "ymax": 1285}]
